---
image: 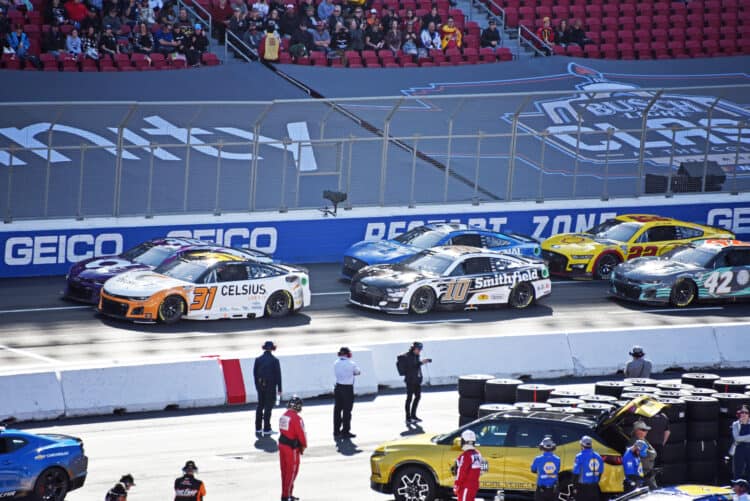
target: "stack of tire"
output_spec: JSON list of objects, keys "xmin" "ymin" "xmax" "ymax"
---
[
  {"xmin": 712, "ymin": 379, "xmax": 750, "ymax": 484},
  {"xmin": 458, "ymin": 374, "xmax": 496, "ymax": 426},
  {"xmin": 479, "ymin": 378, "xmax": 524, "ymax": 419},
  {"xmin": 655, "ymin": 395, "xmax": 688, "ymax": 485},
  {"xmin": 682, "ymin": 393, "xmax": 720, "ymax": 484}
]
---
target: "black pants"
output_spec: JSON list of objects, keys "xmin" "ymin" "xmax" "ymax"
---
[
  {"xmin": 255, "ymin": 386, "xmax": 275, "ymax": 432},
  {"xmin": 734, "ymin": 444, "xmax": 750, "ymax": 480},
  {"xmin": 405, "ymin": 382, "xmax": 421, "ymax": 420},
  {"xmin": 575, "ymin": 483, "xmax": 600, "ymax": 501},
  {"xmin": 535, "ymin": 485, "xmax": 558, "ymax": 501},
  {"xmin": 334, "ymin": 384, "xmax": 354, "ymax": 435}
]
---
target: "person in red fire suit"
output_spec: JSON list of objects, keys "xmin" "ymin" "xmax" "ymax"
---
[
  {"xmin": 279, "ymin": 396, "xmax": 307, "ymax": 501},
  {"xmin": 454, "ymin": 429, "xmax": 485, "ymax": 501}
]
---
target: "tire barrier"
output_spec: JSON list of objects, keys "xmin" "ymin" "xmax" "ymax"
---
[
  {"xmin": 477, "ymin": 403, "xmax": 515, "ymax": 418},
  {"xmin": 484, "ymin": 378, "xmax": 524, "ymax": 404},
  {"xmin": 682, "ymin": 373, "xmax": 721, "ymax": 389},
  {"xmin": 594, "ymin": 381, "xmax": 629, "ymax": 398},
  {"xmin": 515, "ymin": 384, "xmax": 555, "ymax": 403}
]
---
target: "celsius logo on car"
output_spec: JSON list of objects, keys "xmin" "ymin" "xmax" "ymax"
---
[
  {"xmin": 221, "ymin": 284, "xmax": 266, "ymax": 296},
  {"xmin": 4, "ymin": 233, "xmax": 123, "ymax": 266}
]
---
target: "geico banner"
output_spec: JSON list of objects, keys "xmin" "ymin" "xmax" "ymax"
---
[{"xmin": 1, "ymin": 200, "xmax": 748, "ymax": 278}]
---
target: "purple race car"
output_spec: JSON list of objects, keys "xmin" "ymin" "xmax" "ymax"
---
[{"xmin": 64, "ymin": 237, "xmax": 209, "ymax": 304}]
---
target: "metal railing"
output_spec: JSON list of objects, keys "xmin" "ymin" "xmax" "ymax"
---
[
  {"xmin": 0, "ymin": 86, "xmax": 748, "ymax": 221},
  {"xmin": 224, "ymin": 29, "xmax": 257, "ymax": 63},
  {"xmin": 518, "ymin": 24, "xmax": 552, "ymax": 56},
  {"xmin": 176, "ymin": 0, "xmax": 213, "ymax": 42}
]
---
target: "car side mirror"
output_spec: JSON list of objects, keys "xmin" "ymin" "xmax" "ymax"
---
[{"xmin": 452, "ymin": 437, "xmax": 462, "ymax": 450}]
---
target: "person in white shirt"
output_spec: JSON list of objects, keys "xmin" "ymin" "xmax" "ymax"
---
[
  {"xmin": 732, "ymin": 479, "xmax": 750, "ymax": 501},
  {"xmin": 420, "ymin": 21, "xmax": 441, "ymax": 54},
  {"xmin": 333, "ymin": 346, "xmax": 361, "ymax": 440}
]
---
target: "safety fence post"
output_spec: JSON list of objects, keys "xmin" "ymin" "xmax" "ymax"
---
[
  {"xmin": 146, "ymin": 143, "xmax": 155, "ymax": 217},
  {"xmin": 536, "ymin": 131, "xmax": 548, "ymax": 203},
  {"xmin": 183, "ymin": 126, "xmax": 192, "ymax": 212},
  {"xmin": 507, "ymin": 96, "xmax": 532, "ymax": 201},
  {"xmin": 701, "ymin": 97, "xmax": 720, "ymax": 193},
  {"xmin": 732, "ymin": 121, "xmax": 744, "ymax": 194},
  {"xmin": 4, "ymin": 147, "xmax": 14, "ymax": 223},
  {"xmin": 473, "ymin": 131, "xmax": 482, "ymax": 205},
  {"xmin": 666, "ymin": 127, "xmax": 678, "ymax": 197},
  {"xmin": 76, "ymin": 143, "xmax": 86, "ymax": 220},
  {"xmin": 345, "ymin": 135, "xmax": 354, "ymax": 210},
  {"xmin": 636, "ymin": 91, "xmax": 662, "ymax": 196},
  {"xmin": 250, "ymin": 104, "xmax": 273, "ymax": 212},
  {"xmin": 409, "ymin": 135, "xmax": 420, "ymax": 208},
  {"xmin": 380, "ymin": 98, "xmax": 404, "ymax": 206},
  {"xmin": 444, "ymin": 97, "xmax": 466, "ymax": 203},
  {"xmin": 214, "ymin": 141, "xmax": 223, "ymax": 215},
  {"xmin": 602, "ymin": 128, "xmax": 614, "ymax": 201},
  {"xmin": 114, "ymin": 104, "xmax": 137, "ymax": 217},
  {"xmin": 279, "ymin": 137, "xmax": 290, "ymax": 212}
]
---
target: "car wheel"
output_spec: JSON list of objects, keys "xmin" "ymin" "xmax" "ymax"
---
[
  {"xmin": 33, "ymin": 467, "xmax": 69, "ymax": 501},
  {"xmin": 265, "ymin": 290, "xmax": 292, "ymax": 318},
  {"xmin": 669, "ymin": 279, "xmax": 696, "ymax": 307},
  {"xmin": 158, "ymin": 295, "xmax": 184, "ymax": 324},
  {"xmin": 508, "ymin": 281, "xmax": 535, "ymax": 309},
  {"xmin": 409, "ymin": 287, "xmax": 435, "ymax": 315},
  {"xmin": 593, "ymin": 254, "xmax": 619, "ymax": 280},
  {"xmin": 392, "ymin": 465, "xmax": 436, "ymax": 501}
]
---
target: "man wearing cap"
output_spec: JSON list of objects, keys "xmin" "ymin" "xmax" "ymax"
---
[
  {"xmin": 624, "ymin": 346, "xmax": 652, "ymax": 378},
  {"xmin": 254, "ymin": 340, "xmax": 283, "ymax": 437},
  {"xmin": 572, "ymin": 436, "xmax": 604, "ymax": 501},
  {"xmin": 631, "ymin": 421, "xmax": 657, "ymax": 488},
  {"xmin": 279, "ymin": 4, "xmax": 297, "ymax": 36},
  {"xmin": 399, "ymin": 341, "xmax": 432, "ymax": 424},
  {"xmin": 174, "ymin": 461, "xmax": 206, "ymax": 501},
  {"xmin": 185, "ymin": 23, "xmax": 208, "ymax": 66},
  {"xmin": 622, "ymin": 441, "xmax": 647, "ymax": 492},
  {"xmin": 531, "ymin": 437, "xmax": 560, "ymax": 501},
  {"xmin": 454, "ymin": 430, "xmax": 485, "ymax": 501},
  {"xmin": 105, "ymin": 474, "xmax": 135, "ymax": 501},
  {"xmin": 480, "ymin": 19, "xmax": 500, "ymax": 50},
  {"xmin": 333, "ymin": 346, "xmax": 361, "ymax": 439},
  {"xmin": 732, "ymin": 479, "xmax": 750, "ymax": 501}
]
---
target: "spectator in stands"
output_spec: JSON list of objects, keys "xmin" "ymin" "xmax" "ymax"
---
[
  {"xmin": 347, "ymin": 17, "xmax": 363, "ymax": 50},
  {"xmin": 0, "ymin": 12, "xmax": 8, "ymax": 40},
  {"xmin": 402, "ymin": 21, "xmax": 418, "ymax": 55},
  {"xmin": 311, "ymin": 20, "xmax": 330, "ymax": 52},
  {"xmin": 47, "ymin": 0, "xmax": 68, "ymax": 26},
  {"xmin": 330, "ymin": 20, "xmax": 349, "ymax": 54},
  {"xmin": 480, "ymin": 18, "xmax": 500, "ymax": 49},
  {"xmin": 172, "ymin": 23, "xmax": 186, "ymax": 54},
  {"xmin": 175, "ymin": 7, "xmax": 192, "ymax": 34},
  {"xmin": 65, "ymin": 0, "xmax": 87, "ymax": 25},
  {"xmin": 43, "ymin": 22, "xmax": 66, "ymax": 56},
  {"xmin": 301, "ymin": 4, "xmax": 317, "ymax": 29},
  {"xmin": 81, "ymin": 24, "xmax": 100, "ymax": 58},
  {"xmin": 228, "ymin": 6, "xmax": 247, "ymax": 38},
  {"xmin": 158, "ymin": 0, "xmax": 179, "ymax": 24},
  {"xmin": 186, "ymin": 23, "xmax": 207, "ymax": 65},
  {"xmin": 241, "ymin": 21, "xmax": 261, "ymax": 55},
  {"xmin": 420, "ymin": 20, "xmax": 440, "ymax": 54},
  {"xmin": 289, "ymin": 19, "xmax": 312, "ymax": 56},
  {"xmin": 440, "ymin": 16, "xmax": 461, "ymax": 49},
  {"xmin": 247, "ymin": 8, "xmax": 263, "ymax": 28},
  {"xmin": 262, "ymin": 24, "xmax": 279, "ymax": 60},
  {"xmin": 138, "ymin": 0, "xmax": 155, "ymax": 25},
  {"xmin": 99, "ymin": 24, "xmax": 119, "ymax": 57},
  {"xmin": 124, "ymin": 0, "xmax": 140, "ymax": 27},
  {"xmin": 7, "ymin": 23, "xmax": 29, "ymax": 59},
  {"xmin": 365, "ymin": 8, "xmax": 379, "ymax": 30},
  {"xmin": 102, "ymin": 7, "xmax": 121, "ymax": 33},
  {"xmin": 384, "ymin": 18, "xmax": 400, "ymax": 52},
  {"xmin": 402, "ymin": 9, "xmax": 419, "ymax": 34},
  {"xmin": 156, "ymin": 22, "xmax": 178, "ymax": 53},
  {"xmin": 555, "ymin": 18, "xmax": 570, "ymax": 46},
  {"xmin": 536, "ymin": 16, "xmax": 554, "ymax": 45},
  {"xmin": 279, "ymin": 4, "xmax": 296, "ymax": 36},
  {"xmin": 212, "ymin": 0, "xmax": 233, "ymax": 41},
  {"xmin": 265, "ymin": 11, "xmax": 280, "ymax": 35},
  {"xmin": 132, "ymin": 21, "xmax": 154, "ymax": 53},
  {"xmin": 65, "ymin": 26, "xmax": 82, "ymax": 55},
  {"xmin": 317, "ymin": 0, "xmax": 333, "ymax": 25},
  {"xmin": 326, "ymin": 4, "xmax": 343, "ymax": 33},
  {"xmin": 365, "ymin": 21, "xmax": 384, "ymax": 50},
  {"xmin": 80, "ymin": 8, "xmax": 101, "ymax": 32},
  {"xmin": 350, "ymin": 7, "xmax": 364, "ymax": 28},
  {"xmin": 568, "ymin": 18, "xmax": 589, "ymax": 46},
  {"xmin": 381, "ymin": 7, "xmax": 398, "ymax": 32},
  {"xmin": 422, "ymin": 5, "xmax": 441, "ymax": 30},
  {"xmin": 148, "ymin": 0, "xmax": 163, "ymax": 12},
  {"xmin": 347, "ymin": 0, "xmax": 365, "ymax": 15},
  {"xmin": 252, "ymin": 0, "xmax": 269, "ymax": 18}
]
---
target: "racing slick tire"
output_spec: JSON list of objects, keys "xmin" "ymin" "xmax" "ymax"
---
[
  {"xmin": 484, "ymin": 378, "xmax": 524, "ymax": 403},
  {"xmin": 682, "ymin": 395, "xmax": 720, "ymax": 421},
  {"xmin": 713, "ymin": 392, "xmax": 750, "ymax": 416},
  {"xmin": 688, "ymin": 420, "xmax": 719, "ymax": 441},
  {"xmin": 508, "ymin": 281, "xmax": 535, "ymax": 309},
  {"xmin": 478, "ymin": 403, "xmax": 515, "ymax": 418},
  {"xmin": 593, "ymin": 253, "xmax": 619, "ymax": 280},
  {"xmin": 667, "ymin": 422, "xmax": 687, "ymax": 443},
  {"xmin": 516, "ymin": 384, "xmax": 554, "ymax": 403},
  {"xmin": 158, "ymin": 295, "xmax": 185, "ymax": 324},
  {"xmin": 669, "ymin": 279, "xmax": 697, "ymax": 307},
  {"xmin": 681, "ymin": 372, "xmax": 720, "ymax": 389},
  {"xmin": 391, "ymin": 465, "xmax": 437, "ymax": 501},
  {"xmin": 458, "ymin": 374, "xmax": 495, "ymax": 399},
  {"xmin": 660, "ymin": 463, "xmax": 688, "ymax": 485},
  {"xmin": 686, "ymin": 440, "xmax": 718, "ymax": 461},
  {"xmin": 654, "ymin": 397, "xmax": 687, "ymax": 423},
  {"xmin": 409, "ymin": 286, "xmax": 436, "ymax": 315},
  {"xmin": 713, "ymin": 379, "xmax": 749, "ymax": 394},
  {"xmin": 265, "ymin": 290, "xmax": 292, "ymax": 318},
  {"xmin": 32, "ymin": 467, "xmax": 69, "ymax": 501},
  {"xmin": 661, "ymin": 442, "xmax": 687, "ymax": 464},
  {"xmin": 594, "ymin": 381, "xmax": 629, "ymax": 399},
  {"xmin": 458, "ymin": 396, "xmax": 483, "ymax": 418}
]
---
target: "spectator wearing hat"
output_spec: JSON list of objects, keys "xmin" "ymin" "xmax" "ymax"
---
[
  {"xmin": 364, "ymin": 7, "xmax": 378, "ymax": 31},
  {"xmin": 440, "ymin": 15, "xmax": 460, "ymax": 49},
  {"xmin": 531, "ymin": 437, "xmax": 560, "ymax": 501},
  {"xmin": 732, "ymin": 406, "xmax": 750, "ymax": 480},
  {"xmin": 102, "ymin": 7, "xmax": 122, "ymax": 33},
  {"xmin": 624, "ymin": 345, "xmax": 652, "ymax": 378},
  {"xmin": 732, "ymin": 479, "xmax": 750, "ymax": 501},
  {"xmin": 397, "ymin": 341, "xmax": 432, "ymax": 424},
  {"xmin": 333, "ymin": 346, "xmax": 361, "ymax": 439},
  {"xmin": 279, "ymin": 4, "xmax": 296, "ymax": 36},
  {"xmin": 185, "ymin": 23, "xmax": 207, "ymax": 65},
  {"xmin": 253, "ymin": 340, "xmax": 282, "ymax": 437},
  {"xmin": 105, "ymin": 474, "xmax": 135, "ymax": 501},
  {"xmin": 630, "ymin": 421, "xmax": 657, "ymax": 487},
  {"xmin": 227, "ymin": 7, "xmax": 247, "ymax": 37},
  {"xmin": 300, "ymin": 3, "xmax": 317, "ymax": 30},
  {"xmin": 244, "ymin": 21, "xmax": 264, "ymax": 55},
  {"xmin": 316, "ymin": 0, "xmax": 333, "ymax": 25},
  {"xmin": 480, "ymin": 19, "xmax": 500, "ymax": 49},
  {"xmin": 43, "ymin": 23, "xmax": 66, "ymax": 56},
  {"xmin": 99, "ymin": 24, "xmax": 118, "ymax": 57},
  {"xmin": 174, "ymin": 461, "xmax": 205, "ymax": 501},
  {"xmin": 347, "ymin": 18, "xmax": 363, "ymax": 51},
  {"xmin": 421, "ymin": 5, "xmax": 441, "ymax": 30},
  {"xmin": 573, "ymin": 436, "xmax": 604, "ymax": 501},
  {"xmin": 311, "ymin": 20, "xmax": 330, "ymax": 52}
]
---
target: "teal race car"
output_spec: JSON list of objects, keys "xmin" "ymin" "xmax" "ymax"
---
[
  {"xmin": 609, "ymin": 239, "xmax": 750, "ymax": 307},
  {"xmin": 614, "ymin": 485, "xmax": 732, "ymax": 501}
]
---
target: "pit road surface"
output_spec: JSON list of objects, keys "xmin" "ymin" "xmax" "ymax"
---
[{"xmin": 1, "ymin": 264, "xmax": 749, "ymax": 370}]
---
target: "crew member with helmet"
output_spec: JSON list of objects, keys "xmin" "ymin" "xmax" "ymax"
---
[
  {"xmin": 623, "ymin": 440, "xmax": 647, "ymax": 492},
  {"xmin": 531, "ymin": 437, "xmax": 560, "ymax": 501},
  {"xmin": 453, "ymin": 430, "xmax": 485, "ymax": 501},
  {"xmin": 731, "ymin": 479, "xmax": 750, "ymax": 501},
  {"xmin": 105, "ymin": 474, "xmax": 135, "ymax": 501},
  {"xmin": 279, "ymin": 396, "xmax": 307, "ymax": 501},
  {"xmin": 396, "ymin": 341, "xmax": 432, "ymax": 424},
  {"xmin": 572, "ymin": 436, "xmax": 604, "ymax": 501},
  {"xmin": 174, "ymin": 461, "xmax": 206, "ymax": 501}
]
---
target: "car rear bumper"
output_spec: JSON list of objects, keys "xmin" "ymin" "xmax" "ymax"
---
[{"xmin": 64, "ymin": 279, "xmax": 103, "ymax": 304}]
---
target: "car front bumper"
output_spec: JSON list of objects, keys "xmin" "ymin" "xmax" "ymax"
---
[
  {"xmin": 609, "ymin": 279, "xmax": 670, "ymax": 305},
  {"xmin": 98, "ymin": 291, "xmax": 158, "ymax": 322}
]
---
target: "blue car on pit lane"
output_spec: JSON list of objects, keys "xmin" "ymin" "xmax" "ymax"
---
[
  {"xmin": 0, "ymin": 426, "xmax": 88, "ymax": 501},
  {"xmin": 341, "ymin": 223, "xmax": 541, "ymax": 279}
]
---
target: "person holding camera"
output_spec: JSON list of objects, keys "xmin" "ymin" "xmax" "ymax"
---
[{"xmin": 397, "ymin": 341, "xmax": 432, "ymax": 424}]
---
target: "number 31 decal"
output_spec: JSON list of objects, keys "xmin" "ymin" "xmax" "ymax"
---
[
  {"xmin": 704, "ymin": 271, "xmax": 733, "ymax": 295},
  {"xmin": 190, "ymin": 286, "xmax": 218, "ymax": 310}
]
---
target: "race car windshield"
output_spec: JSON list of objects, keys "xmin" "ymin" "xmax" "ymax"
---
[
  {"xmin": 664, "ymin": 247, "xmax": 716, "ymax": 267},
  {"xmin": 393, "ymin": 227, "xmax": 445, "ymax": 249},
  {"xmin": 401, "ymin": 252, "xmax": 454, "ymax": 275},
  {"xmin": 586, "ymin": 221, "xmax": 641, "ymax": 242},
  {"xmin": 154, "ymin": 258, "xmax": 208, "ymax": 283},
  {"xmin": 120, "ymin": 243, "xmax": 174, "ymax": 267}
]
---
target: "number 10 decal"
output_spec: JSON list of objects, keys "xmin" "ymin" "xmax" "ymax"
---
[
  {"xmin": 443, "ymin": 279, "xmax": 471, "ymax": 303},
  {"xmin": 704, "ymin": 271, "xmax": 733, "ymax": 295}
]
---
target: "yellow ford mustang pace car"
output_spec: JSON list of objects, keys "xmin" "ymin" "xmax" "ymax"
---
[
  {"xmin": 371, "ymin": 396, "xmax": 665, "ymax": 501},
  {"xmin": 542, "ymin": 214, "xmax": 734, "ymax": 280}
]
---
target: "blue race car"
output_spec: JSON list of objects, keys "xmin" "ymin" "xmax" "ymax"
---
[
  {"xmin": 0, "ymin": 426, "xmax": 88, "ymax": 501},
  {"xmin": 341, "ymin": 223, "xmax": 541, "ymax": 279}
]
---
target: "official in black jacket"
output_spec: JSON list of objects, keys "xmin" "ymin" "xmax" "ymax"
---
[
  {"xmin": 254, "ymin": 340, "xmax": 282, "ymax": 436},
  {"xmin": 401, "ymin": 341, "xmax": 432, "ymax": 424}
]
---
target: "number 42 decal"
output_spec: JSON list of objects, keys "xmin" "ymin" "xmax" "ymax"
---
[{"xmin": 704, "ymin": 271, "xmax": 733, "ymax": 295}]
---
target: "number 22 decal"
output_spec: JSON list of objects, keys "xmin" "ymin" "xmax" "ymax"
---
[
  {"xmin": 704, "ymin": 271, "xmax": 733, "ymax": 295},
  {"xmin": 627, "ymin": 246, "xmax": 658, "ymax": 259}
]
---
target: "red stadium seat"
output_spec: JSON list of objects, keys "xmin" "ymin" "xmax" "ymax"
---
[
  {"xmin": 583, "ymin": 44, "xmax": 601, "ymax": 58},
  {"xmin": 201, "ymin": 52, "xmax": 220, "ymax": 66},
  {"xmin": 479, "ymin": 47, "xmax": 496, "ymax": 62}
]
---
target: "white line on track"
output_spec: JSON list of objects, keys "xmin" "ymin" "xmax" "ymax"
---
[
  {"xmin": 311, "ymin": 291, "xmax": 349, "ymax": 296},
  {"xmin": 411, "ymin": 318, "xmax": 472, "ymax": 324},
  {"xmin": 0, "ymin": 305, "xmax": 91, "ymax": 315},
  {"xmin": 640, "ymin": 306, "xmax": 724, "ymax": 313},
  {"xmin": 0, "ymin": 343, "xmax": 59, "ymax": 363}
]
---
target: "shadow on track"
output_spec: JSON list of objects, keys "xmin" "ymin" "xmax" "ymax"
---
[{"xmin": 94, "ymin": 312, "xmax": 313, "ymax": 334}]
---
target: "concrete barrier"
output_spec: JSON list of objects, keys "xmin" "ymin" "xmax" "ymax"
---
[
  {"xmin": 713, "ymin": 324, "xmax": 750, "ymax": 369},
  {"xmin": 0, "ymin": 370, "xmax": 65, "ymax": 422},
  {"xmin": 59, "ymin": 359, "xmax": 226, "ymax": 417}
]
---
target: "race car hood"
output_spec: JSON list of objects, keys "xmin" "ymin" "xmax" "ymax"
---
[
  {"xmin": 103, "ymin": 270, "xmax": 188, "ymax": 297},
  {"xmin": 542, "ymin": 233, "xmax": 619, "ymax": 254},
  {"xmin": 68, "ymin": 257, "xmax": 150, "ymax": 282},
  {"xmin": 352, "ymin": 264, "xmax": 431, "ymax": 287},
  {"xmin": 616, "ymin": 257, "xmax": 701, "ymax": 280},
  {"xmin": 375, "ymin": 433, "xmax": 441, "ymax": 453},
  {"xmin": 345, "ymin": 240, "xmax": 422, "ymax": 265}
]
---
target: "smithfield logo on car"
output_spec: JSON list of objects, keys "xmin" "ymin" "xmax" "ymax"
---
[{"xmin": 474, "ymin": 269, "xmax": 539, "ymax": 288}]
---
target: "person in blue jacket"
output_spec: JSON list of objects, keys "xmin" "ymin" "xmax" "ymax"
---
[
  {"xmin": 531, "ymin": 436, "xmax": 561, "ymax": 501},
  {"xmin": 623, "ymin": 440, "xmax": 648, "ymax": 492},
  {"xmin": 573, "ymin": 435, "xmax": 604, "ymax": 501},
  {"xmin": 7, "ymin": 24, "xmax": 30, "ymax": 59}
]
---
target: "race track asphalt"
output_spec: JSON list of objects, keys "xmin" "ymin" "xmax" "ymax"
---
[{"xmin": 0, "ymin": 263, "xmax": 749, "ymax": 370}]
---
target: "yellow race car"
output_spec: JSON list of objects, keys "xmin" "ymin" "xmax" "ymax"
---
[
  {"xmin": 370, "ymin": 396, "xmax": 666, "ymax": 501},
  {"xmin": 542, "ymin": 214, "xmax": 734, "ymax": 280}
]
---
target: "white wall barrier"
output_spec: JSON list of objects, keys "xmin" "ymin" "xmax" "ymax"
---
[
  {"xmin": 59, "ymin": 360, "xmax": 226, "ymax": 417},
  {"xmin": 713, "ymin": 324, "xmax": 750, "ymax": 369},
  {"xmin": 0, "ymin": 370, "xmax": 65, "ymax": 422}
]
